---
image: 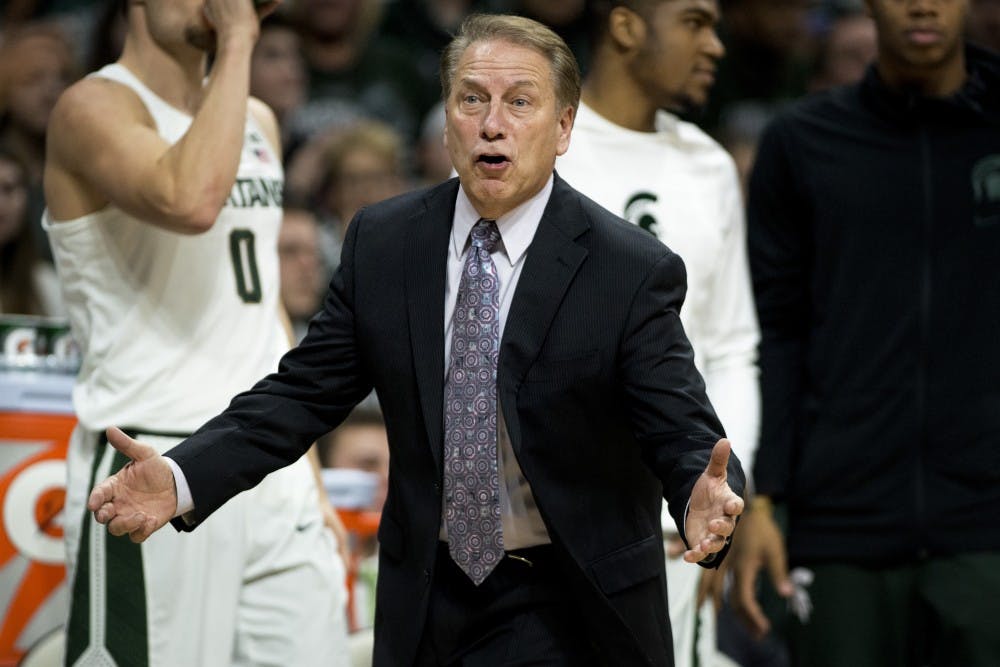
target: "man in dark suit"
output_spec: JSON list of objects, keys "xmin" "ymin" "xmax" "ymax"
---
[{"xmin": 88, "ymin": 13, "xmax": 745, "ymax": 666}]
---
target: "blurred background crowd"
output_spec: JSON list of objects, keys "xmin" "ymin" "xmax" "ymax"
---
[{"xmin": 2, "ymin": 0, "xmax": 998, "ymax": 327}]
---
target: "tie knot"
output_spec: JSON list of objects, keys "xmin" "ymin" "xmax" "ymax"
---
[{"xmin": 470, "ymin": 219, "xmax": 501, "ymax": 254}]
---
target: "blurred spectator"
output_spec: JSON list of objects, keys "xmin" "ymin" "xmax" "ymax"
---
[
  {"xmin": 2, "ymin": 0, "xmax": 38, "ymax": 25},
  {"xmin": 251, "ymin": 13, "xmax": 308, "ymax": 154},
  {"xmin": 2, "ymin": 1, "xmax": 104, "ymax": 66},
  {"xmin": 416, "ymin": 100, "xmax": 452, "ymax": 185},
  {"xmin": 278, "ymin": 206, "xmax": 325, "ymax": 341},
  {"xmin": 808, "ymin": 10, "xmax": 876, "ymax": 90},
  {"xmin": 84, "ymin": 0, "xmax": 127, "ymax": 72},
  {"xmin": 289, "ymin": 0, "xmax": 435, "ymax": 145},
  {"xmin": 738, "ymin": 0, "xmax": 1000, "ymax": 662},
  {"xmin": 487, "ymin": 0, "xmax": 592, "ymax": 71},
  {"xmin": 379, "ymin": 0, "xmax": 477, "ymax": 106},
  {"xmin": 320, "ymin": 408, "xmax": 390, "ymax": 514},
  {"xmin": 716, "ymin": 101, "xmax": 775, "ymax": 199},
  {"xmin": 0, "ymin": 22, "xmax": 76, "ymax": 261},
  {"xmin": 288, "ymin": 119, "xmax": 410, "ymax": 277},
  {"xmin": 319, "ymin": 407, "xmax": 389, "ymax": 632},
  {"xmin": 0, "ymin": 146, "xmax": 62, "ymax": 316},
  {"xmin": 968, "ymin": 0, "xmax": 1000, "ymax": 51},
  {"xmin": 700, "ymin": 0, "xmax": 814, "ymax": 134}
]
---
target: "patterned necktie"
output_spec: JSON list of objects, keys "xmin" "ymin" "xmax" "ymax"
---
[{"xmin": 444, "ymin": 218, "xmax": 504, "ymax": 585}]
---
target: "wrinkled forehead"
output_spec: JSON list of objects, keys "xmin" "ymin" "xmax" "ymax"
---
[{"xmin": 453, "ymin": 39, "xmax": 555, "ymax": 88}]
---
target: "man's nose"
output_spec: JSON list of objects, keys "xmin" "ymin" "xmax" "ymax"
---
[
  {"xmin": 480, "ymin": 101, "xmax": 507, "ymax": 139},
  {"xmin": 705, "ymin": 29, "xmax": 725, "ymax": 60},
  {"xmin": 907, "ymin": 0, "xmax": 939, "ymax": 16}
]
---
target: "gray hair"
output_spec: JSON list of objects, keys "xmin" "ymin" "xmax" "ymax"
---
[{"xmin": 439, "ymin": 13, "xmax": 581, "ymax": 115}]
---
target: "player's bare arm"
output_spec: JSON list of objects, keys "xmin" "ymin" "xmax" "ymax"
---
[{"xmin": 44, "ymin": 1, "xmax": 267, "ymax": 233}]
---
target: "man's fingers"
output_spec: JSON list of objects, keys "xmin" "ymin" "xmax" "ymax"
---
[
  {"xmin": 699, "ymin": 532, "xmax": 727, "ymax": 554},
  {"xmin": 704, "ymin": 438, "xmax": 731, "ymax": 478},
  {"xmin": 94, "ymin": 501, "xmax": 117, "ymax": 524},
  {"xmin": 87, "ymin": 478, "xmax": 115, "ymax": 513},
  {"xmin": 682, "ymin": 548, "xmax": 705, "ymax": 563},
  {"xmin": 738, "ymin": 590, "xmax": 771, "ymax": 638},
  {"xmin": 735, "ymin": 562, "xmax": 771, "ymax": 637},
  {"xmin": 129, "ymin": 514, "xmax": 161, "ymax": 544},
  {"xmin": 766, "ymin": 543, "xmax": 795, "ymax": 597},
  {"xmin": 709, "ymin": 515, "xmax": 737, "ymax": 537},
  {"xmin": 683, "ymin": 533, "xmax": 727, "ymax": 563},
  {"xmin": 107, "ymin": 511, "xmax": 147, "ymax": 537},
  {"xmin": 106, "ymin": 427, "xmax": 156, "ymax": 463}
]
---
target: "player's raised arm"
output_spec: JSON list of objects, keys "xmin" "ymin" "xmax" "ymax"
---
[{"xmin": 44, "ymin": 0, "xmax": 275, "ymax": 233}]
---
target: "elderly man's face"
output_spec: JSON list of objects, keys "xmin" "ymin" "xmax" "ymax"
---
[{"xmin": 444, "ymin": 39, "xmax": 574, "ymax": 220}]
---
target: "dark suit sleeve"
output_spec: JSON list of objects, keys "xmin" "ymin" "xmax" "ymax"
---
[
  {"xmin": 747, "ymin": 120, "xmax": 811, "ymax": 502},
  {"xmin": 167, "ymin": 210, "xmax": 374, "ymax": 529},
  {"xmin": 618, "ymin": 249, "xmax": 746, "ymax": 559}
]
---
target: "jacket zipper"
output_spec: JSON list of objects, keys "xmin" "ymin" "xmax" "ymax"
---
[{"xmin": 915, "ymin": 123, "xmax": 931, "ymax": 559}]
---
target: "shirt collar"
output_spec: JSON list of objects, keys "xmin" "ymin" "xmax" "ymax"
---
[
  {"xmin": 576, "ymin": 101, "xmax": 681, "ymax": 141},
  {"xmin": 452, "ymin": 174, "xmax": 553, "ymax": 267}
]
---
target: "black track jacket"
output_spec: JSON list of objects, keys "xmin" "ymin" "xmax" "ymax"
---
[{"xmin": 748, "ymin": 45, "xmax": 1000, "ymax": 564}]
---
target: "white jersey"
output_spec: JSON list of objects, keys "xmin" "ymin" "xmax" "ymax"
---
[
  {"xmin": 45, "ymin": 63, "xmax": 288, "ymax": 433},
  {"xmin": 557, "ymin": 101, "xmax": 760, "ymax": 473}
]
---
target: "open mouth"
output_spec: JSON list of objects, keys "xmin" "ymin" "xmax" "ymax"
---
[{"xmin": 477, "ymin": 154, "xmax": 510, "ymax": 166}]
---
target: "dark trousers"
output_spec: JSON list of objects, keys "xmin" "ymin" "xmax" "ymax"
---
[
  {"xmin": 414, "ymin": 542, "xmax": 602, "ymax": 666},
  {"xmin": 787, "ymin": 553, "xmax": 1000, "ymax": 667}
]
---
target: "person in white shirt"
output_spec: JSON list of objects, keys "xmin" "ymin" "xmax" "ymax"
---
[
  {"xmin": 557, "ymin": 2, "xmax": 760, "ymax": 665},
  {"xmin": 43, "ymin": 1, "xmax": 348, "ymax": 665}
]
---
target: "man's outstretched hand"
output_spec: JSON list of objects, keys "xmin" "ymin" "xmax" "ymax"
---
[
  {"xmin": 87, "ymin": 427, "xmax": 178, "ymax": 543},
  {"xmin": 684, "ymin": 438, "xmax": 744, "ymax": 564}
]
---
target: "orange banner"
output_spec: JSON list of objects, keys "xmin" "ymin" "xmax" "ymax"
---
[{"xmin": 0, "ymin": 412, "xmax": 75, "ymax": 666}]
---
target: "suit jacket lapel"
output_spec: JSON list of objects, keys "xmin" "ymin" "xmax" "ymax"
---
[
  {"xmin": 501, "ymin": 175, "xmax": 590, "ymax": 390},
  {"xmin": 406, "ymin": 180, "xmax": 458, "ymax": 471}
]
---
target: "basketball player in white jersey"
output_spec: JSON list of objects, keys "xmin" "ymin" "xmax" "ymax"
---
[
  {"xmin": 557, "ymin": 2, "xmax": 759, "ymax": 666},
  {"xmin": 43, "ymin": 1, "xmax": 349, "ymax": 665}
]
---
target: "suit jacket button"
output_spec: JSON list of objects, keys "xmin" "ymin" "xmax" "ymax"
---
[
  {"xmin": 423, "ymin": 569, "xmax": 431, "ymax": 584},
  {"xmin": 433, "ymin": 482, "xmax": 441, "ymax": 494}
]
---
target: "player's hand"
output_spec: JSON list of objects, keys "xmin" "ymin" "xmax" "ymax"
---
[
  {"xmin": 683, "ymin": 439, "xmax": 744, "ymax": 564},
  {"xmin": 203, "ymin": 0, "xmax": 281, "ymax": 43},
  {"xmin": 87, "ymin": 427, "xmax": 177, "ymax": 544},
  {"xmin": 729, "ymin": 497, "xmax": 794, "ymax": 638}
]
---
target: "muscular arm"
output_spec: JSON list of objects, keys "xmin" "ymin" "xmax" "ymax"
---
[{"xmin": 44, "ymin": 3, "xmax": 261, "ymax": 232}]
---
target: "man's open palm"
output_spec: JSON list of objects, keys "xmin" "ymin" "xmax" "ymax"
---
[
  {"xmin": 683, "ymin": 438, "xmax": 744, "ymax": 563},
  {"xmin": 87, "ymin": 427, "xmax": 177, "ymax": 543}
]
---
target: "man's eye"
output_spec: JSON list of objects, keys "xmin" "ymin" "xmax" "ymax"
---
[
  {"xmin": 464, "ymin": 95, "xmax": 480, "ymax": 104},
  {"xmin": 512, "ymin": 98, "xmax": 528, "ymax": 107}
]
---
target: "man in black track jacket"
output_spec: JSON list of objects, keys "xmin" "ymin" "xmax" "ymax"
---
[{"xmin": 732, "ymin": 0, "xmax": 1000, "ymax": 661}]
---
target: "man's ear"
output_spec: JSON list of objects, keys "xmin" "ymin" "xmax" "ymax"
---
[{"xmin": 609, "ymin": 5, "xmax": 647, "ymax": 52}]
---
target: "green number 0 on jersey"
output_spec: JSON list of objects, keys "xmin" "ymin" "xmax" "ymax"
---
[{"xmin": 229, "ymin": 229, "xmax": 262, "ymax": 303}]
